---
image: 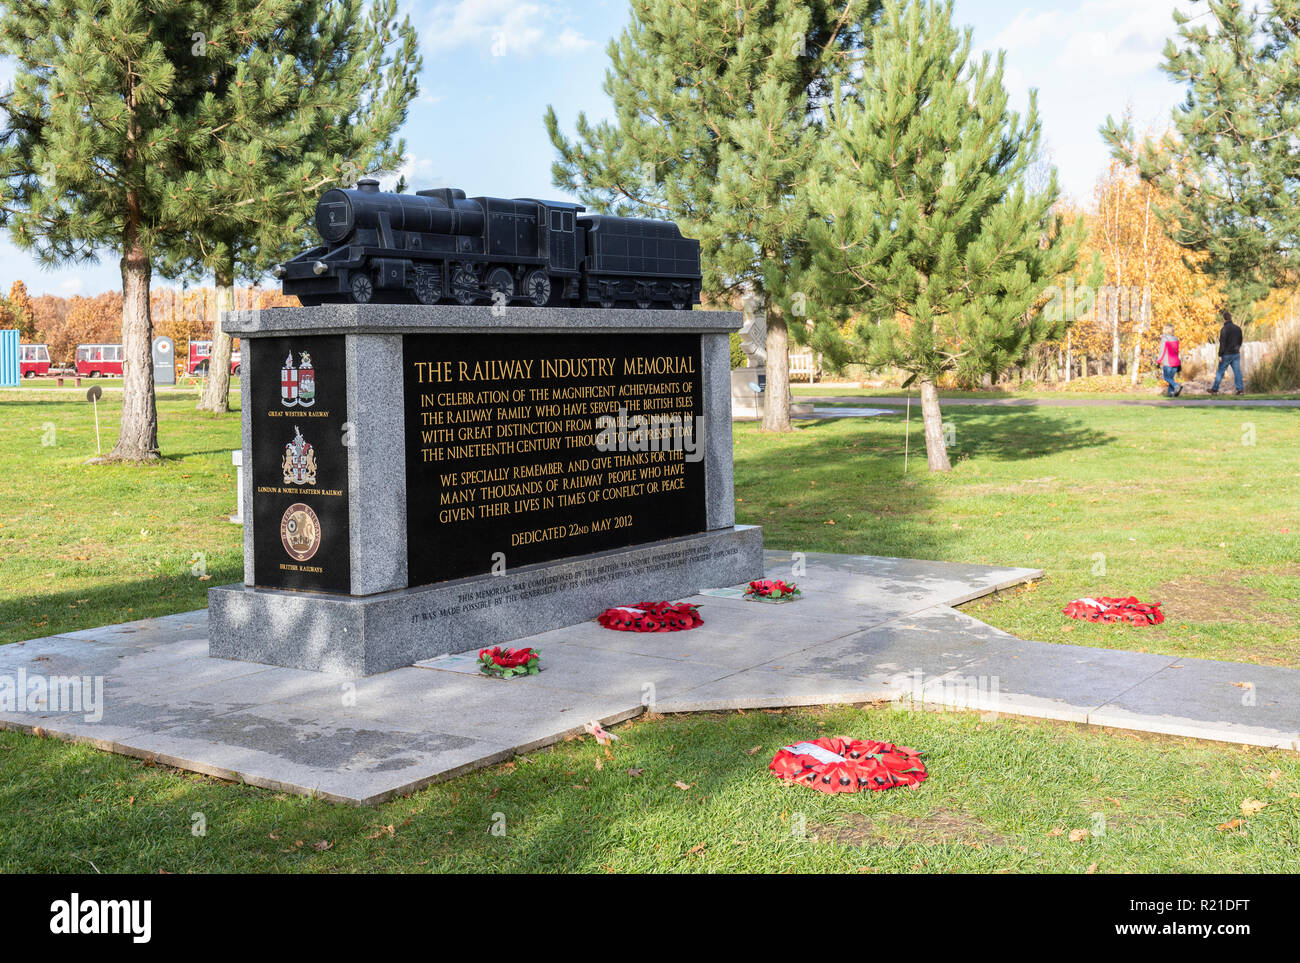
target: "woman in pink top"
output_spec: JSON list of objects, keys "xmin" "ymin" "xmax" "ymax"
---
[{"xmin": 1157, "ymin": 324, "xmax": 1182, "ymax": 397}]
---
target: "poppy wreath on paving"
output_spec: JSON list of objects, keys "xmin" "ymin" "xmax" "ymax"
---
[
  {"xmin": 1062, "ymin": 596, "xmax": 1165, "ymax": 626},
  {"xmin": 596, "ymin": 601, "xmax": 703, "ymax": 632},
  {"xmin": 744, "ymin": 579, "xmax": 802, "ymax": 602},
  {"xmin": 477, "ymin": 646, "xmax": 540, "ymax": 678},
  {"xmin": 769, "ymin": 737, "xmax": 927, "ymax": 794}
]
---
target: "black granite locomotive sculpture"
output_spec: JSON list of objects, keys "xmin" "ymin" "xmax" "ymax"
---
[{"xmin": 275, "ymin": 179, "xmax": 703, "ymax": 309}]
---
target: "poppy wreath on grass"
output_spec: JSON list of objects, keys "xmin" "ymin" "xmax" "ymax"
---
[
  {"xmin": 744, "ymin": 578, "xmax": 801, "ymax": 602},
  {"xmin": 1062, "ymin": 596, "xmax": 1165, "ymax": 626},
  {"xmin": 596, "ymin": 601, "xmax": 703, "ymax": 632},
  {"xmin": 477, "ymin": 646, "xmax": 540, "ymax": 678},
  {"xmin": 769, "ymin": 737, "xmax": 927, "ymax": 794}
]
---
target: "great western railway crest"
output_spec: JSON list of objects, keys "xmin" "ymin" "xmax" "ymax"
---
[
  {"xmin": 279, "ymin": 502, "xmax": 322, "ymax": 562},
  {"xmin": 280, "ymin": 351, "xmax": 316, "ymax": 407},
  {"xmin": 281, "ymin": 426, "xmax": 318, "ymax": 486}
]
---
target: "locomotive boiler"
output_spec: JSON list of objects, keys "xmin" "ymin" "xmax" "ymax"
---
[{"xmin": 276, "ymin": 179, "xmax": 703, "ymax": 310}]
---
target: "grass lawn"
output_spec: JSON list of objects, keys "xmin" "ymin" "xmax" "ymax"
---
[
  {"xmin": 1, "ymin": 387, "xmax": 1297, "ymax": 872},
  {"xmin": 791, "ymin": 384, "xmax": 1300, "ymax": 401},
  {"xmin": 736, "ymin": 407, "xmax": 1300, "ymax": 667},
  {"xmin": 2, "ymin": 705, "xmax": 1297, "ymax": 873},
  {"xmin": 0, "ymin": 389, "xmax": 244, "ymax": 645}
]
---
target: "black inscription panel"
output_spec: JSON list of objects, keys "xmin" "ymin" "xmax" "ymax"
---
[
  {"xmin": 250, "ymin": 335, "xmax": 351, "ymax": 592},
  {"xmin": 403, "ymin": 332, "xmax": 707, "ymax": 585}
]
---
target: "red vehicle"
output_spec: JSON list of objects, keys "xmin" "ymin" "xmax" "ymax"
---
[
  {"xmin": 76, "ymin": 343, "xmax": 124, "ymax": 378},
  {"xmin": 187, "ymin": 340, "xmax": 242, "ymax": 376},
  {"xmin": 19, "ymin": 344, "xmax": 51, "ymax": 378}
]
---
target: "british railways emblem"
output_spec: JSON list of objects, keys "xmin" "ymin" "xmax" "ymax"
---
[{"xmin": 279, "ymin": 502, "xmax": 322, "ymax": 561}]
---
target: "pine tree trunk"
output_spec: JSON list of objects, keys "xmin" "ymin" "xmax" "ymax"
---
[
  {"xmin": 918, "ymin": 378, "xmax": 951, "ymax": 472},
  {"xmin": 762, "ymin": 300, "xmax": 792, "ymax": 432},
  {"xmin": 108, "ymin": 220, "xmax": 159, "ymax": 461},
  {"xmin": 197, "ymin": 263, "xmax": 235, "ymax": 412}
]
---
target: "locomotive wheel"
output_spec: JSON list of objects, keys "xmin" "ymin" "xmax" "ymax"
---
[
  {"xmin": 414, "ymin": 268, "xmax": 442, "ymax": 305},
  {"xmin": 451, "ymin": 267, "xmax": 479, "ymax": 305},
  {"xmin": 349, "ymin": 272, "xmax": 375, "ymax": 304},
  {"xmin": 485, "ymin": 268, "xmax": 514, "ymax": 305},
  {"xmin": 523, "ymin": 270, "xmax": 552, "ymax": 307}
]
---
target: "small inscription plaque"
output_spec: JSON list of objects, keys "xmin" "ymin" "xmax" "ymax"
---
[
  {"xmin": 250, "ymin": 335, "xmax": 351, "ymax": 592},
  {"xmin": 403, "ymin": 332, "xmax": 707, "ymax": 585}
]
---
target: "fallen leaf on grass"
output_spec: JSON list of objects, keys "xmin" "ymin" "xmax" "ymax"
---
[
  {"xmin": 674, "ymin": 780, "xmax": 694, "ymax": 791},
  {"xmin": 1241, "ymin": 798, "xmax": 1267, "ymax": 816},
  {"xmin": 313, "ymin": 840, "xmax": 332, "ymax": 851},
  {"xmin": 1085, "ymin": 862, "xmax": 1098, "ymax": 875},
  {"xmin": 365, "ymin": 825, "xmax": 395, "ymax": 839},
  {"xmin": 688, "ymin": 843, "xmax": 706, "ymax": 855},
  {"xmin": 626, "ymin": 767, "xmax": 644, "ymax": 777},
  {"xmin": 1217, "ymin": 818, "xmax": 1244, "ymax": 832},
  {"xmin": 744, "ymin": 745, "xmax": 764, "ymax": 755},
  {"xmin": 1068, "ymin": 829, "xmax": 1089, "ymax": 843},
  {"xmin": 1046, "ymin": 827, "xmax": 1064, "ymax": 837}
]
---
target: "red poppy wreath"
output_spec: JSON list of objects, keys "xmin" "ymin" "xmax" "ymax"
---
[
  {"xmin": 477, "ymin": 646, "xmax": 540, "ymax": 678},
  {"xmin": 1062, "ymin": 596, "xmax": 1164, "ymax": 626},
  {"xmin": 744, "ymin": 579, "xmax": 801, "ymax": 602},
  {"xmin": 770, "ymin": 737, "xmax": 927, "ymax": 794},
  {"xmin": 596, "ymin": 601, "xmax": 703, "ymax": 632}
]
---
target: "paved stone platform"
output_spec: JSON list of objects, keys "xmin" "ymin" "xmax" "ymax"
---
[{"xmin": 2, "ymin": 551, "xmax": 1296, "ymax": 804}]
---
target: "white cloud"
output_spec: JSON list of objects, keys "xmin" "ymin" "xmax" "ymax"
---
[
  {"xmin": 993, "ymin": 0, "xmax": 1194, "ymax": 79},
  {"xmin": 425, "ymin": 0, "xmax": 593, "ymax": 57},
  {"xmin": 59, "ymin": 276, "xmax": 83, "ymax": 295}
]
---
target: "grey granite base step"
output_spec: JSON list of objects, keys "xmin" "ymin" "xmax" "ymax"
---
[{"xmin": 208, "ymin": 525, "xmax": 763, "ymax": 676}]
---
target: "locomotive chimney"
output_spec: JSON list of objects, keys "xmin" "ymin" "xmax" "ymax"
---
[{"xmin": 357, "ymin": 178, "xmax": 380, "ymax": 193}]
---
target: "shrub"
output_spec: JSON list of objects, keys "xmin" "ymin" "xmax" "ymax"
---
[{"xmin": 1247, "ymin": 332, "xmax": 1300, "ymax": 393}]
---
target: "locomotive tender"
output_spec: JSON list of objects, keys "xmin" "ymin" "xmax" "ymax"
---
[{"xmin": 276, "ymin": 179, "xmax": 703, "ymax": 310}]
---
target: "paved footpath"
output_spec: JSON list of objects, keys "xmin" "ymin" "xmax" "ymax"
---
[
  {"xmin": 800, "ymin": 394, "xmax": 1300, "ymax": 408},
  {"xmin": 1, "ymin": 550, "xmax": 1296, "ymax": 804}
]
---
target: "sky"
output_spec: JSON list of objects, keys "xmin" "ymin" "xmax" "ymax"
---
[{"xmin": 0, "ymin": 0, "xmax": 1199, "ymax": 298}]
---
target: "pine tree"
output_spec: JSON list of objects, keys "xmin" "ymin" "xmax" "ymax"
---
[
  {"xmin": 806, "ymin": 0, "xmax": 1083, "ymax": 470},
  {"xmin": 160, "ymin": 0, "xmax": 420, "ymax": 413},
  {"xmin": 544, "ymin": 0, "xmax": 881, "ymax": 431},
  {"xmin": 1102, "ymin": 0, "xmax": 1300, "ymax": 324},
  {"xmin": 0, "ymin": 0, "xmax": 418, "ymax": 455}
]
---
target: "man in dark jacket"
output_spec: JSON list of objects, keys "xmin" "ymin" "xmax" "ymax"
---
[{"xmin": 1210, "ymin": 309, "xmax": 1245, "ymax": 395}]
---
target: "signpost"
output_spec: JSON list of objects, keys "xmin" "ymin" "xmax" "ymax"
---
[
  {"xmin": 152, "ymin": 336, "xmax": 176, "ymax": 386},
  {"xmin": 86, "ymin": 384, "xmax": 103, "ymax": 454}
]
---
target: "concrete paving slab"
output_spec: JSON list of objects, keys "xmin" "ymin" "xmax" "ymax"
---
[
  {"xmin": 420, "ymin": 641, "xmax": 736, "ymax": 702},
  {"xmin": 1088, "ymin": 658, "xmax": 1300, "ymax": 749},
  {"xmin": 125, "ymin": 704, "xmax": 517, "ymax": 805},
  {"xmin": 521, "ymin": 605, "xmax": 872, "ymax": 670},
  {"xmin": 270, "ymin": 666, "xmax": 644, "ymax": 754},
  {"xmin": 7, "ymin": 552, "xmax": 1298, "ymax": 805}
]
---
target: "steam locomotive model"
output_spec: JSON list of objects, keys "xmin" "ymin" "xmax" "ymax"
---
[{"xmin": 275, "ymin": 179, "xmax": 702, "ymax": 310}]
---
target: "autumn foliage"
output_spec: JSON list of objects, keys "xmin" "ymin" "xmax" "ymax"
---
[{"xmin": 13, "ymin": 285, "xmax": 297, "ymax": 368}]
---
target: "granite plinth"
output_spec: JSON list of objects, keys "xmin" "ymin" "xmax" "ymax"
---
[
  {"xmin": 213, "ymin": 303, "xmax": 754, "ymax": 674},
  {"xmin": 209, "ymin": 525, "xmax": 763, "ymax": 676}
]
